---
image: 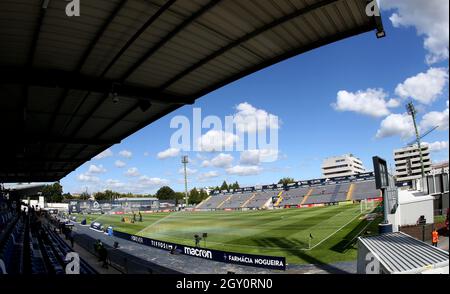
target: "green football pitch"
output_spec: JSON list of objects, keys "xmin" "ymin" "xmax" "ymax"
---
[{"xmin": 74, "ymin": 203, "xmax": 381, "ymax": 265}]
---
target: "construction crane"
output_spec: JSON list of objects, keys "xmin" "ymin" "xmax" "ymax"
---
[
  {"xmin": 406, "ymin": 125, "xmax": 439, "ymax": 147},
  {"xmin": 405, "ymin": 101, "xmax": 439, "ymax": 177}
]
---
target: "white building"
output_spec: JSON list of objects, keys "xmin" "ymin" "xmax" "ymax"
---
[
  {"xmin": 321, "ymin": 154, "xmax": 365, "ymax": 178},
  {"xmin": 394, "ymin": 145, "xmax": 432, "ymax": 184}
]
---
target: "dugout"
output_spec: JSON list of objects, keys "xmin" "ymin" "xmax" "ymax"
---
[{"xmin": 357, "ymin": 232, "xmax": 449, "ymax": 274}]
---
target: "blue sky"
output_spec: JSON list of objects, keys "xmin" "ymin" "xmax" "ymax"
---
[{"xmin": 61, "ymin": 1, "xmax": 449, "ymax": 195}]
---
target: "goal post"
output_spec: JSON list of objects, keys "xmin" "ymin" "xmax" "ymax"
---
[{"xmin": 360, "ymin": 199, "xmax": 375, "ymax": 213}]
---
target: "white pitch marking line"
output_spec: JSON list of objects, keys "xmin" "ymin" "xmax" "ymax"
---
[{"xmin": 301, "ymin": 210, "xmax": 362, "ymax": 251}]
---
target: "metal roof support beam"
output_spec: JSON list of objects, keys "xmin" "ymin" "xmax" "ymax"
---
[
  {"xmin": 11, "ymin": 137, "xmax": 120, "ymax": 145},
  {"xmin": 120, "ymin": 0, "xmax": 221, "ymax": 81},
  {"xmin": 67, "ymin": 0, "xmax": 221, "ymax": 168},
  {"xmin": 47, "ymin": 0, "xmax": 129, "ymax": 132},
  {"xmin": 0, "ymin": 67, "xmax": 192, "ymax": 105},
  {"xmin": 191, "ymin": 23, "xmax": 375, "ymax": 101},
  {"xmin": 100, "ymin": 0, "xmax": 177, "ymax": 78},
  {"xmin": 157, "ymin": 0, "xmax": 339, "ymax": 91},
  {"xmin": 21, "ymin": 1, "xmax": 47, "ymax": 134}
]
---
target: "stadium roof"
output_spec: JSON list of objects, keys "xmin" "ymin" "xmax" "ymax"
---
[
  {"xmin": 359, "ymin": 232, "xmax": 449, "ymax": 274},
  {"xmin": 0, "ymin": 0, "xmax": 384, "ymax": 183}
]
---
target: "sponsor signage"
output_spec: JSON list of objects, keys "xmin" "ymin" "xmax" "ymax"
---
[{"xmin": 113, "ymin": 230, "xmax": 286, "ymax": 271}]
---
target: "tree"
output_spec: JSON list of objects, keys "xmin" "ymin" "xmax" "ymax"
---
[
  {"xmin": 230, "ymin": 181, "xmax": 240, "ymax": 190},
  {"xmin": 189, "ymin": 188, "xmax": 200, "ymax": 205},
  {"xmin": 220, "ymin": 181, "xmax": 229, "ymax": 191},
  {"xmin": 278, "ymin": 177, "xmax": 296, "ymax": 186},
  {"xmin": 156, "ymin": 186, "xmax": 176, "ymax": 200},
  {"xmin": 174, "ymin": 192, "xmax": 185, "ymax": 206},
  {"xmin": 79, "ymin": 191, "xmax": 90, "ymax": 200},
  {"xmin": 198, "ymin": 189, "xmax": 209, "ymax": 202},
  {"xmin": 94, "ymin": 190, "xmax": 120, "ymax": 201},
  {"xmin": 41, "ymin": 183, "xmax": 63, "ymax": 203},
  {"xmin": 63, "ymin": 193, "xmax": 74, "ymax": 200}
]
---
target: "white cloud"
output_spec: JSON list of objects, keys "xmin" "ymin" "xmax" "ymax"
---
[
  {"xmin": 77, "ymin": 173, "xmax": 100, "ymax": 183},
  {"xmin": 198, "ymin": 130, "xmax": 239, "ymax": 152},
  {"xmin": 125, "ymin": 167, "xmax": 140, "ymax": 177},
  {"xmin": 104, "ymin": 179, "xmax": 125, "ymax": 190},
  {"xmin": 376, "ymin": 113, "xmax": 415, "ymax": 139},
  {"xmin": 197, "ymin": 171, "xmax": 220, "ymax": 181},
  {"xmin": 137, "ymin": 176, "xmax": 169, "ymax": 187},
  {"xmin": 157, "ymin": 148, "xmax": 180, "ymax": 159},
  {"xmin": 93, "ymin": 148, "xmax": 113, "ymax": 160},
  {"xmin": 87, "ymin": 164, "xmax": 106, "ymax": 174},
  {"xmin": 332, "ymin": 88, "xmax": 397, "ymax": 117},
  {"xmin": 226, "ymin": 165, "xmax": 262, "ymax": 176},
  {"xmin": 114, "ymin": 160, "xmax": 126, "ymax": 168},
  {"xmin": 376, "ymin": 101, "xmax": 449, "ymax": 140},
  {"xmin": 233, "ymin": 102, "xmax": 280, "ymax": 133},
  {"xmin": 420, "ymin": 102, "xmax": 449, "ymax": 131},
  {"xmin": 240, "ymin": 149, "xmax": 279, "ymax": 165},
  {"xmin": 201, "ymin": 153, "xmax": 234, "ymax": 168},
  {"xmin": 395, "ymin": 68, "xmax": 448, "ymax": 104},
  {"xmin": 143, "ymin": 152, "xmax": 149, "ymax": 157},
  {"xmin": 178, "ymin": 167, "xmax": 198, "ymax": 175},
  {"xmin": 423, "ymin": 141, "xmax": 449, "ymax": 152},
  {"xmin": 382, "ymin": 0, "xmax": 449, "ymax": 64},
  {"xmin": 119, "ymin": 150, "xmax": 132, "ymax": 159}
]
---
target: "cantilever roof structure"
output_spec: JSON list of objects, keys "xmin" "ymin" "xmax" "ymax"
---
[{"xmin": 0, "ymin": 0, "xmax": 384, "ymax": 182}]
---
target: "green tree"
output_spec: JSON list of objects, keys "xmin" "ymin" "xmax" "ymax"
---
[
  {"xmin": 63, "ymin": 193, "xmax": 74, "ymax": 200},
  {"xmin": 79, "ymin": 191, "xmax": 90, "ymax": 200},
  {"xmin": 41, "ymin": 183, "xmax": 63, "ymax": 203},
  {"xmin": 188, "ymin": 188, "xmax": 200, "ymax": 204},
  {"xmin": 230, "ymin": 181, "xmax": 240, "ymax": 190},
  {"xmin": 220, "ymin": 181, "xmax": 229, "ymax": 191},
  {"xmin": 278, "ymin": 177, "xmax": 296, "ymax": 186},
  {"xmin": 156, "ymin": 186, "xmax": 176, "ymax": 200},
  {"xmin": 94, "ymin": 190, "xmax": 120, "ymax": 201},
  {"xmin": 198, "ymin": 189, "xmax": 209, "ymax": 202},
  {"xmin": 174, "ymin": 192, "xmax": 185, "ymax": 206}
]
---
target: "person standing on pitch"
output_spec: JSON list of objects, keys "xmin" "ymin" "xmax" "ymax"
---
[
  {"xmin": 194, "ymin": 234, "xmax": 202, "ymax": 247},
  {"xmin": 432, "ymin": 229, "xmax": 439, "ymax": 247}
]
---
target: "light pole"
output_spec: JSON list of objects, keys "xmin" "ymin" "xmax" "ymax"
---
[
  {"xmin": 406, "ymin": 102, "xmax": 425, "ymax": 178},
  {"xmin": 182, "ymin": 155, "xmax": 189, "ymax": 207}
]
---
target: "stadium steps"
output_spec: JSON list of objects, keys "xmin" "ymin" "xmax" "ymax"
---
[
  {"xmin": 274, "ymin": 191, "xmax": 284, "ymax": 207},
  {"xmin": 240, "ymin": 193, "xmax": 256, "ymax": 208},
  {"xmin": 217, "ymin": 194, "xmax": 233, "ymax": 209},
  {"xmin": 195, "ymin": 196, "xmax": 211, "ymax": 209},
  {"xmin": 329, "ymin": 184, "xmax": 341, "ymax": 203},
  {"xmin": 346, "ymin": 183, "xmax": 355, "ymax": 201},
  {"xmin": 300, "ymin": 188, "xmax": 314, "ymax": 205}
]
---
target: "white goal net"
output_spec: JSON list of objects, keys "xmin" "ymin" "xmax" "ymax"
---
[{"xmin": 360, "ymin": 199, "xmax": 376, "ymax": 213}]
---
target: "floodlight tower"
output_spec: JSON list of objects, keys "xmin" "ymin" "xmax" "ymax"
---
[
  {"xmin": 406, "ymin": 102, "xmax": 425, "ymax": 177},
  {"xmin": 182, "ymin": 155, "xmax": 189, "ymax": 207}
]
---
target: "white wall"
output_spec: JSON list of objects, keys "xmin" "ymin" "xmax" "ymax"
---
[
  {"xmin": 46, "ymin": 203, "xmax": 69, "ymax": 211},
  {"xmin": 399, "ymin": 200, "xmax": 434, "ymax": 226}
]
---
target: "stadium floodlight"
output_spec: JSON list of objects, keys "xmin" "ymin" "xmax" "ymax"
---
[
  {"xmin": 182, "ymin": 156, "xmax": 189, "ymax": 207},
  {"xmin": 406, "ymin": 101, "xmax": 425, "ymax": 178}
]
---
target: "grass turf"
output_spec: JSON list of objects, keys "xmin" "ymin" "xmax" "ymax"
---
[{"xmin": 73, "ymin": 203, "xmax": 381, "ymax": 265}]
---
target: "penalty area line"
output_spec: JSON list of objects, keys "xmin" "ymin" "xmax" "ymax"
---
[{"xmin": 302, "ymin": 210, "xmax": 362, "ymax": 251}]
